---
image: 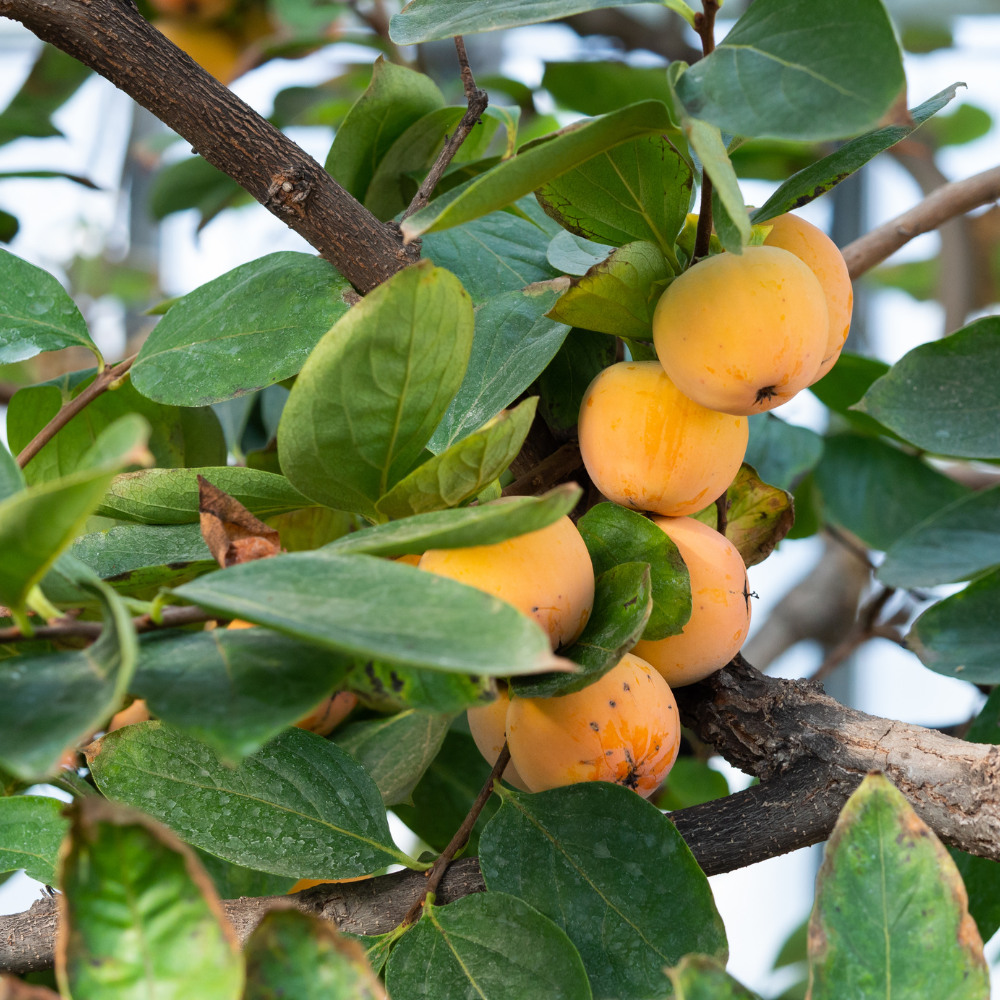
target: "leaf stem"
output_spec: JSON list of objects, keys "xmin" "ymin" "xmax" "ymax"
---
[
  {"xmin": 692, "ymin": 0, "xmax": 720, "ymax": 261},
  {"xmin": 0, "ymin": 604, "xmax": 214, "ymax": 644},
  {"xmin": 399, "ymin": 741, "xmax": 511, "ymax": 928}
]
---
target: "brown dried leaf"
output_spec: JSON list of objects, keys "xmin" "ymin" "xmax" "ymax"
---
[{"xmin": 198, "ymin": 474, "xmax": 282, "ymax": 568}]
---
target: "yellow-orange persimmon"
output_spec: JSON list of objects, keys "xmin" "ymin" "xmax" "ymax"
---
[
  {"xmin": 287, "ymin": 876, "xmax": 370, "ymax": 893},
  {"xmin": 633, "ymin": 516, "xmax": 750, "ymax": 687},
  {"xmin": 419, "ymin": 514, "xmax": 594, "ymax": 649},
  {"xmin": 505, "ymin": 653, "xmax": 680, "ymax": 798},
  {"xmin": 764, "ymin": 213, "xmax": 853, "ymax": 383},
  {"xmin": 154, "ymin": 21, "xmax": 242, "ymax": 83},
  {"xmin": 578, "ymin": 361, "xmax": 747, "ymax": 516},
  {"xmin": 150, "ymin": 0, "xmax": 235, "ymax": 20},
  {"xmin": 652, "ymin": 246, "xmax": 829, "ymax": 415},
  {"xmin": 467, "ymin": 688, "xmax": 531, "ymax": 791}
]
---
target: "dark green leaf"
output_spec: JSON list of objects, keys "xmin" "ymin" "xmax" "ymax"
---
[
  {"xmin": 95, "ymin": 467, "xmax": 315, "ymax": 524},
  {"xmin": 542, "ymin": 61, "xmax": 675, "ymax": 116},
  {"xmin": 511, "ymin": 561, "xmax": 652, "ymax": 698},
  {"xmin": 0, "ymin": 247, "xmax": 100, "ymax": 365},
  {"xmin": 385, "ymin": 892, "xmax": 592, "ymax": 1000},
  {"xmin": 148, "ymin": 156, "xmax": 244, "ymax": 222},
  {"xmin": 393, "ymin": 729, "xmax": 498, "ymax": 854},
  {"xmin": 855, "ymin": 318, "xmax": 1000, "ymax": 458},
  {"xmin": 812, "ymin": 435, "xmax": 969, "ymax": 551},
  {"xmin": 745, "ymin": 414, "xmax": 823, "ymax": 491},
  {"xmin": 0, "ymin": 442, "xmax": 25, "ymax": 501},
  {"xmin": 676, "ymin": 0, "xmax": 904, "ymax": 141},
  {"xmin": 378, "ymin": 397, "xmax": 536, "ymax": 517},
  {"xmin": 335, "ymin": 710, "xmax": 451, "ymax": 806},
  {"xmin": 577, "ymin": 501, "xmax": 691, "ymax": 641},
  {"xmin": 245, "ymin": 908, "xmax": 385, "ymax": 999},
  {"xmin": 89, "ymin": 723, "xmax": 409, "ymax": 877},
  {"xmin": 807, "ymin": 773, "xmax": 989, "ymax": 1000},
  {"xmin": 344, "ymin": 662, "xmax": 497, "ymax": 715},
  {"xmin": 0, "ymin": 45, "xmax": 90, "ymax": 147},
  {"xmin": 277, "ymin": 260, "xmax": 474, "ymax": 519},
  {"xmin": 195, "ymin": 849, "xmax": 296, "ymax": 898},
  {"xmin": 752, "ymin": 86, "xmax": 962, "ymax": 222},
  {"xmin": 545, "ymin": 231, "xmax": 613, "ymax": 276},
  {"xmin": 59, "ymin": 797, "xmax": 243, "ymax": 1000},
  {"xmin": 0, "ymin": 795, "xmax": 68, "ymax": 884},
  {"xmin": 909, "ymin": 568, "xmax": 1000, "ymax": 683},
  {"xmin": 480, "ymin": 782, "xmax": 727, "ymax": 999},
  {"xmin": 0, "ymin": 577, "xmax": 136, "ymax": 779},
  {"xmin": 537, "ymin": 328, "xmax": 615, "ymax": 429},
  {"xmin": 325, "ymin": 484, "xmax": 581, "ymax": 557},
  {"xmin": 325, "ymin": 56, "xmax": 443, "ymax": 202},
  {"xmin": 427, "ymin": 283, "xmax": 568, "ymax": 453},
  {"xmin": 132, "ymin": 628, "xmax": 352, "ymax": 762},
  {"xmin": 967, "ymin": 686, "xmax": 1000, "ymax": 745},
  {"xmin": 547, "ymin": 242, "xmax": 672, "ymax": 337},
  {"xmin": 667, "ymin": 955, "xmax": 761, "ymax": 1000},
  {"xmin": 172, "ymin": 551, "xmax": 561, "ymax": 676},
  {"xmin": 0, "ymin": 209, "xmax": 17, "ymax": 243},
  {"xmin": 808, "ymin": 351, "xmax": 893, "ymax": 439},
  {"xmin": 655, "ymin": 757, "xmax": 729, "ymax": 812},
  {"xmin": 340, "ymin": 931, "xmax": 396, "ymax": 977},
  {"xmin": 7, "ymin": 368, "xmax": 225, "ymax": 485},
  {"xmin": 131, "ymin": 253, "xmax": 351, "ymax": 407},
  {"xmin": 266, "ymin": 506, "xmax": 357, "ymax": 552}
]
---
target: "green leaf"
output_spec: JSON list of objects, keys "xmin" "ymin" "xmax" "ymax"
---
[
  {"xmin": 344, "ymin": 662, "xmax": 497, "ymax": 715},
  {"xmin": 7, "ymin": 368, "xmax": 225, "ymax": 485},
  {"xmin": 266, "ymin": 506, "xmax": 357, "ymax": 552},
  {"xmin": 325, "ymin": 56, "xmax": 444, "ymax": 202},
  {"xmin": 0, "ymin": 209, "xmax": 17, "ymax": 243},
  {"xmin": 547, "ymin": 241, "xmax": 672, "ymax": 337},
  {"xmin": 511, "ymin": 561, "xmax": 652, "ymax": 699},
  {"xmin": 0, "ymin": 577, "xmax": 136, "ymax": 779},
  {"xmin": 278, "ymin": 260, "xmax": 474, "ymax": 520},
  {"xmin": 537, "ymin": 328, "xmax": 615, "ymax": 429},
  {"xmin": 335, "ymin": 710, "xmax": 451, "ymax": 806},
  {"xmin": 58, "ymin": 797, "xmax": 244, "ymax": 1000},
  {"xmin": 385, "ymin": 892, "xmax": 593, "ymax": 1000},
  {"xmin": 400, "ymin": 101, "xmax": 681, "ymax": 241},
  {"xmin": 427, "ymin": 283, "xmax": 569, "ymax": 454},
  {"xmin": 692, "ymin": 464, "xmax": 795, "ymax": 567},
  {"xmin": 390, "ymin": 0, "xmax": 637, "ymax": 44},
  {"xmin": 421, "ymin": 211, "xmax": 560, "ymax": 305},
  {"xmin": 0, "ymin": 795, "xmax": 68, "ymax": 884},
  {"xmin": 89, "ymin": 723, "xmax": 409, "ymax": 877},
  {"xmin": 195, "ymin": 850, "xmax": 296, "ymax": 898},
  {"xmin": 751, "ymin": 85, "xmax": 963, "ymax": 223},
  {"xmin": 393, "ymin": 729, "xmax": 498, "ymax": 854},
  {"xmin": 924, "ymin": 102, "xmax": 992, "ymax": 148},
  {"xmin": 808, "ymin": 351, "xmax": 893, "ymax": 438},
  {"xmin": 667, "ymin": 955, "xmax": 761, "ymax": 1000},
  {"xmin": 172, "ymin": 551, "xmax": 562, "ymax": 676},
  {"xmin": 245, "ymin": 908, "xmax": 386, "ymax": 1000},
  {"xmin": 675, "ymin": 0, "xmax": 904, "ymax": 142},
  {"xmin": 806, "ymin": 773, "xmax": 989, "ymax": 1000},
  {"xmin": 878, "ymin": 484, "xmax": 1000, "ymax": 588},
  {"xmin": 577, "ymin": 501, "xmax": 691, "ymax": 641},
  {"xmin": 325, "ymin": 484, "xmax": 581, "ymax": 557},
  {"xmin": 95, "ymin": 467, "xmax": 316, "ymax": 524},
  {"xmin": 149, "ymin": 155, "xmax": 244, "ymax": 223},
  {"xmin": 377, "ymin": 397, "xmax": 536, "ymax": 517},
  {"xmin": 542, "ymin": 61, "xmax": 676, "ymax": 117},
  {"xmin": 131, "ymin": 253, "xmax": 352, "ymax": 407},
  {"xmin": 812, "ymin": 435, "xmax": 969, "ymax": 551},
  {"xmin": 132, "ymin": 628, "xmax": 353, "ymax": 763},
  {"xmin": 655, "ymin": 757, "xmax": 729, "ymax": 812},
  {"xmin": 0, "ymin": 441, "xmax": 25, "ymax": 501},
  {"xmin": 546, "ymin": 231, "xmax": 613, "ymax": 276},
  {"xmin": 745, "ymin": 414, "xmax": 823, "ymax": 491},
  {"xmin": 909, "ymin": 568, "xmax": 1000, "ymax": 683},
  {"xmin": 854, "ymin": 318, "xmax": 1000, "ymax": 458},
  {"xmin": 0, "ymin": 246, "xmax": 101, "ymax": 366},
  {"xmin": 480, "ymin": 782, "xmax": 727, "ymax": 999}
]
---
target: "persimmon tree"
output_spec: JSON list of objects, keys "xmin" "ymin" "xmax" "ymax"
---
[{"xmin": 1, "ymin": 0, "xmax": 1000, "ymax": 997}]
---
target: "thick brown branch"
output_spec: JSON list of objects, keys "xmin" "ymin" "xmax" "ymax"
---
[
  {"xmin": 843, "ymin": 164, "xmax": 1000, "ymax": 280},
  {"xmin": 0, "ymin": 605, "xmax": 214, "ymax": 643},
  {"xmin": 1, "ymin": 0, "xmax": 417, "ymax": 292}
]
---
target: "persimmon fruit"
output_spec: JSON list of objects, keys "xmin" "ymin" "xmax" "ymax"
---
[
  {"xmin": 150, "ymin": 0, "xmax": 235, "ymax": 20},
  {"xmin": 467, "ymin": 688, "xmax": 531, "ymax": 791},
  {"xmin": 578, "ymin": 360, "xmax": 748, "ymax": 516},
  {"xmin": 155, "ymin": 21, "xmax": 242, "ymax": 83},
  {"xmin": 633, "ymin": 516, "xmax": 751, "ymax": 687}
]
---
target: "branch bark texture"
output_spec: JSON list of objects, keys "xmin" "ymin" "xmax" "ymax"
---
[{"xmin": 0, "ymin": 0, "xmax": 416, "ymax": 292}]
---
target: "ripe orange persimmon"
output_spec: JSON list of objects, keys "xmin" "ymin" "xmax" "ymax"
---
[
  {"xmin": 467, "ymin": 688, "xmax": 531, "ymax": 791},
  {"xmin": 155, "ymin": 21, "xmax": 242, "ymax": 83},
  {"xmin": 505, "ymin": 653, "xmax": 681, "ymax": 798},
  {"xmin": 149, "ymin": 0, "xmax": 235, "ymax": 20},
  {"xmin": 764, "ymin": 213, "xmax": 853, "ymax": 383},
  {"xmin": 578, "ymin": 361, "xmax": 747, "ymax": 516},
  {"xmin": 652, "ymin": 246, "xmax": 829, "ymax": 415},
  {"xmin": 633, "ymin": 516, "xmax": 750, "ymax": 687},
  {"xmin": 418, "ymin": 513, "xmax": 594, "ymax": 649},
  {"xmin": 288, "ymin": 875, "xmax": 370, "ymax": 893}
]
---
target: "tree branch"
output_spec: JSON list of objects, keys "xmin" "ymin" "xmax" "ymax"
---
[
  {"xmin": 842, "ymin": 163, "xmax": 1000, "ymax": 280},
  {"xmin": 0, "ymin": 605, "xmax": 214, "ymax": 643},
  {"xmin": 501, "ymin": 443, "xmax": 583, "ymax": 497},
  {"xmin": 692, "ymin": 0, "xmax": 719, "ymax": 261},
  {"xmin": 0, "ymin": 0, "xmax": 417, "ymax": 293}
]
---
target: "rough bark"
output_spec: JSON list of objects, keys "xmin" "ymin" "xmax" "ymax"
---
[{"xmin": 0, "ymin": 0, "xmax": 417, "ymax": 293}]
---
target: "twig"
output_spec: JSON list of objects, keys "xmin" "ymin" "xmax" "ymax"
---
[
  {"xmin": 842, "ymin": 163, "xmax": 1000, "ymax": 279},
  {"xmin": 812, "ymin": 586, "xmax": 896, "ymax": 683},
  {"xmin": 16, "ymin": 354, "xmax": 137, "ymax": 469},
  {"xmin": 402, "ymin": 36, "xmax": 488, "ymax": 220},
  {"xmin": 714, "ymin": 490, "xmax": 729, "ymax": 536},
  {"xmin": 0, "ymin": 605, "xmax": 215, "ymax": 643},
  {"xmin": 691, "ymin": 0, "xmax": 719, "ymax": 260},
  {"xmin": 823, "ymin": 523, "xmax": 876, "ymax": 572},
  {"xmin": 502, "ymin": 444, "xmax": 582, "ymax": 497},
  {"xmin": 400, "ymin": 743, "xmax": 511, "ymax": 927}
]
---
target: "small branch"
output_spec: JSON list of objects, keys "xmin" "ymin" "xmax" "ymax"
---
[
  {"xmin": 502, "ymin": 444, "xmax": 583, "ymax": 497},
  {"xmin": 842, "ymin": 163, "xmax": 1000, "ymax": 279},
  {"xmin": 402, "ymin": 36, "xmax": 488, "ymax": 220},
  {"xmin": 714, "ymin": 490, "xmax": 730, "ymax": 536},
  {"xmin": 823, "ymin": 523, "xmax": 876, "ymax": 572},
  {"xmin": 0, "ymin": 605, "xmax": 215, "ymax": 644},
  {"xmin": 812, "ymin": 586, "xmax": 896, "ymax": 683},
  {"xmin": 16, "ymin": 355, "xmax": 136, "ymax": 469},
  {"xmin": 691, "ymin": 0, "xmax": 719, "ymax": 261},
  {"xmin": 400, "ymin": 743, "xmax": 510, "ymax": 927}
]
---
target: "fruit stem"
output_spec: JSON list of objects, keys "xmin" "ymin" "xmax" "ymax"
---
[
  {"xmin": 715, "ymin": 490, "xmax": 730, "ymax": 536},
  {"xmin": 692, "ymin": 0, "xmax": 720, "ymax": 261}
]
